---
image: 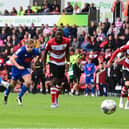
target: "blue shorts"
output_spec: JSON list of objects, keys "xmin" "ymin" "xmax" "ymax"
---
[
  {"xmin": 11, "ymin": 66, "xmax": 30, "ymax": 81},
  {"xmin": 85, "ymin": 76, "xmax": 94, "ymax": 84}
]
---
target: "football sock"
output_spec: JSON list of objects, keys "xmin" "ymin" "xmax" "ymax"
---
[
  {"xmin": 55, "ymin": 85, "xmax": 62, "ymax": 104},
  {"xmin": 121, "ymin": 86, "xmax": 128, "ymax": 98},
  {"xmin": 18, "ymin": 85, "xmax": 28, "ymax": 98},
  {"xmin": 85, "ymin": 87, "xmax": 89, "ymax": 94},
  {"xmin": 4, "ymin": 88, "xmax": 10, "ymax": 96},
  {"xmin": 103, "ymin": 85, "xmax": 107, "ymax": 96},
  {"xmin": 50, "ymin": 86, "xmax": 56, "ymax": 104},
  {"xmin": 71, "ymin": 89, "xmax": 74, "ymax": 93},
  {"xmin": 91, "ymin": 87, "xmax": 95, "ymax": 94}
]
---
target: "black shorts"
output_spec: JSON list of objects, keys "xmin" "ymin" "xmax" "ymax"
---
[
  {"xmin": 49, "ymin": 63, "xmax": 65, "ymax": 79},
  {"xmin": 123, "ymin": 70, "xmax": 129, "ymax": 81},
  {"xmin": 70, "ymin": 76, "xmax": 79, "ymax": 83}
]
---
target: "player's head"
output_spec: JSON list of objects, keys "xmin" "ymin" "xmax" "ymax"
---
[
  {"xmin": 55, "ymin": 29, "xmax": 64, "ymax": 43},
  {"xmin": 24, "ymin": 39, "xmax": 34, "ymax": 53}
]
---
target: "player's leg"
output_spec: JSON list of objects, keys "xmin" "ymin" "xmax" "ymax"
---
[
  {"xmin": 90, "ymin": 76, "xmax": 95, "ymax": 96},
  {"xmin": 4, "ymin": 79, "xmax": 17, "ymax": 104},
  {"xmin": 40, "ymin": 72, "xmax": 46, "ymax": 94},
  {"xmin": 54, "ymin": 65, "xmax": 65, "ymax": 107},
  {"xmin": 124, "ymin": 80, "xmax": 129, "ymax": 110},
  {"xmin": 119, "ymin": 70, "xmax": 129, "ymax": 109},
  {"xmin": 85, "ymin": 77, "xmax": 90, "ymax": 96},
  {"xmin": 55, "ymin": 82, "xmax": 62, "ymax": 106},
  {"xmin": 119, "ymin": 85, "xmax": 128, "ymax": 108},
  {"xmin": 69, "ymin": 79, "xmax": 74, "ymax": 95},
  {"xmin": 4, "ymin": 66, "xmax": 20, "ymax": 104},
  {"xmin": 17, "ymin": 73, "xmax": 31, "ymax": 105},
  {"xmin": 91, "ymin": 84, "xmax": 95, "ymax": 96},
  {"xmin": 0, "ymin": 77, "xmax": 10, "ymax": 104},
  {"xmin": 50, "ymin": 77, "xmax": 56, "ymax": 108},
  {"xmin": 72, "ymin": 79, "xmax": 79, "ymax": 96},
  {"xmin": 31, "ymin": 71, "xmax": 37, "ymax": 94},
  {"xmin": 49, "ymin": 63, "xmax": 57, "ymax": 108},
  {"xmin": 102, "ymin": 84, "xmax": 107, "ymax": 96},
  {"xmin": 125, "ymin": 88, "xmax": 129, "ymax": 110},
  {"xmin": 45, "ymin": 80, "xmax": 50, "ymax": 93},
  {"xmin": 119, "ymin": 70, "xmax": 128, "ymax": 109}
]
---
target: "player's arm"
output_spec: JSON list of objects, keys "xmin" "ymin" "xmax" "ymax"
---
[
  {"xmin": 42, "ymin": 49, "xmax": 48, "ymax": 71},
  {"xmin": 10, "ymin": 54, "xmax": 24, "ymax": 70},
  {"xmin": 108, "ymin": 45, "xmax": 129, "ymax": 67},
  {"xmin": 66, "ymin": 39, "xmax": 70, "ymax": 63},
  {"xmin": 42, "ymin": 40, "xmax": 50, "ymax": 70},
  {"xmin": 66, "ymin": 47, "xmax": 70, "ymax": 63}
]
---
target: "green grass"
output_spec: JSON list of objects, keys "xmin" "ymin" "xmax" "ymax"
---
[{"xmin": 0, "ymin": 93, "xmax": 129, "ymax": 129}]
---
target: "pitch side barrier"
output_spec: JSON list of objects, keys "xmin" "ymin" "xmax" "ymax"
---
[{"xmin": 0, "ymin": 13, "xmax": 88, "ymax": 27}]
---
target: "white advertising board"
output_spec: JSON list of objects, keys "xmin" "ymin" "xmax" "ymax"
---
[{"xmin": 0, "ymin": 15, "xmax": 88, "ymax": 27}]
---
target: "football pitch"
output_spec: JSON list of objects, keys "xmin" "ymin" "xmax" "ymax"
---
[{"xmin": 0, "ymin": 93, "xmax": 129, "ymax": 129}]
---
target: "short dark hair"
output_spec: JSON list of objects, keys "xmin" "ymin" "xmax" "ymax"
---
[{"xmin": 56, "ymin": 28, "xmax": 64, "ymax": 33}]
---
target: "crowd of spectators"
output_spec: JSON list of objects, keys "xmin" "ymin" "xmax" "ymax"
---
[
  {"xmin": 0, "ymin": 0, "xmax": 129, "ymax": 96},
  {"xmin": 2, "ymin": 0, "xmax": 95, "ymax": 16}
]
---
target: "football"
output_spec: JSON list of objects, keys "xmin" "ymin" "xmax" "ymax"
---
[{"xmin": 101, "ymin": 99, "xmax": 116, "ymax": 114}]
